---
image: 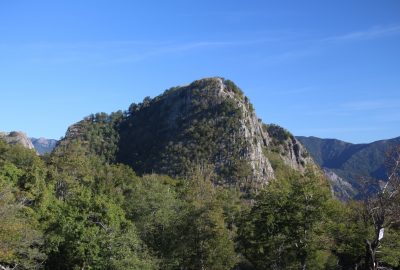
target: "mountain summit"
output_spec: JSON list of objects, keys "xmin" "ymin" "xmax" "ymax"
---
[{"xmin": 60, "ymin": 77, "xmax": 313, "ymax": 191}]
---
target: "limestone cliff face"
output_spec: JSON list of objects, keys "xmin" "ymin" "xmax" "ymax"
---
[
  {"xmin": 279, "ymin": 137, "xmax": 312, "ymax": 171},
  {"xmin": 323, "ymin": 168, "xmax": 356, "ymax": 200},
  {"xmin": 61, "ymin": 77, "xmax": 314, "ymax": 189},
  {"xmin": 206, "ymin": 77, "xmax": 275, "ymax": 186},
  {"xmin": 266, "ymin": 125, "xmax": 314, "ymax": 172},
  {"xmin": 114, "ymin": 77, "xmax": 278, "ymax": 188},
  {"xmin": 64, "ymin": 122, "xmax": 86, "ymax": 142},
  {"xmin": 0, "ymin": 131, "xmax": 36, "ymax": 151}
]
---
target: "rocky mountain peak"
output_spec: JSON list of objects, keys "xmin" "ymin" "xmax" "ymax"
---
[
  {"xmin": 61, "ymin": 77, "xmax": 314, "ymax": 191},
  {"xmin": 0, "ymin": 131, "xmax": 36, "ymax": 151}
]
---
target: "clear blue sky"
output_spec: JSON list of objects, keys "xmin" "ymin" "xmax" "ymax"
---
[{"xmin": 1, "ymin": 0, "xmax": 399, "ymax": 143}]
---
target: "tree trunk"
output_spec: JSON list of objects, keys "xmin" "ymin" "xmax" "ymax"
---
[
  {"xmin": 365, "ymin": 240, "xmax": 378, "ymax": 270},
  {"xmin": 300, "ymin": 256, "xmax": 307, "ymax": 270}
]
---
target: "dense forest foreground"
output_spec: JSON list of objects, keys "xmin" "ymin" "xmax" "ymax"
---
[{"xmin": 1, "ymin": 137, "xmax": 399, "ymax": 270}]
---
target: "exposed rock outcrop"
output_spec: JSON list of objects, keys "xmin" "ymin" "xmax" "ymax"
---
[
  {"xmin": 215, "ymin": 78, "xmax": 275, "ymax": 185},
  {"xmin": 61, "ymin": 77, "xmax": 314, "ymax": 190},
  {"xmin": 323, "ymin": 168, "xmax": 356, "ymax": 200},
  {"xmin": 0, "ymin": 131, "xmax": 36, "ymax": 151}
]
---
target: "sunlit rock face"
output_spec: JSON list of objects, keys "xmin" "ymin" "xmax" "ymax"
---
[{"xmin": 0, "ymin": 131, "xmax": 36, "ymax": 151}]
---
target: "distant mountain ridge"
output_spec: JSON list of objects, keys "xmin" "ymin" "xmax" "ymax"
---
[
  {"xmin": 0, "ymin": 131, "xmax": 57, "ymax": 155},
  {"xmin": 30, "ymin": 137, "xmax": 58, "ymax": 154},
  {"xmin": 296, "ymin": 135, "xmax": 400, "ymax": 199}
]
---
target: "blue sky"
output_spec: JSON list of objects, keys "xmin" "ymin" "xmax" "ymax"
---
[{"xmin": 0, "ymin": 0, "xmax": 399, "ymax": 143}]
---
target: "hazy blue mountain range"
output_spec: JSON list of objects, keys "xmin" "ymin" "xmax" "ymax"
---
[
  {"xmin": 30, "ymin": 137, "xmax": 58, "ymax": 155},
  {"xmin": 296, "ymin": 136, "xmax": 400, "ymax": 199},
  {"xmin": 0, "ymin": 132, "xmax": 57, "ymax": 155}
]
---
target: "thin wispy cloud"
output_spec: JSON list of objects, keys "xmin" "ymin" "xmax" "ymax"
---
[
  {"xmin": 0, "ymin": 28, "xmax": 311, "ymax": 66},
  {"xmin": 302, "ymin": 108, "xmax": 351, "ymax": 117},
  {"xmin": 324, "ymin": 24, "xmax": 400, "ymax": 42},
  {"xmin": 261, "ymin": 24, "xmax": 400, "ymax": 64},
  {"xmin": 13, "ymin": 38, "xmax": 280, "ymax": 65},
  {"xmin": 109, "ymin": 40, "xmax": 265, "ymax": 64},
  {"xmin": 373, "ymin": 113, "xmax": 400, "ymax": 123},
  {"xmin": 263, "ymin": 48, "xmax": 319, "ymax": 65},
  {"xmin": 4, "ymin": 24, "xmax": 400, "ymax": 66},
  {"xmin": 0, "ymin": 40, "xmax": 173, "ymax": 49},
  {"xmin": 299, "ymin": 99, "xmax": 400, "ymax": 118},
  {"xmin": 342, "ymin": 99, "xmax": 400, "ymax": 111},
  {"xmin": 263, "ymin": 86, "xmax": 316, "ymax": 96}
]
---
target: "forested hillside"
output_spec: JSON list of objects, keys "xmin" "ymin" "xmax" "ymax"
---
[
  {"xmin": 59, "ymin": 78, "xmax": 312, "ymax": 194},
  {"xmin": 2, "ymin": 135, "xmax": 400, "ymax": 269},
  {"xmin": 1, "ymin": 78, "xmax": 399, "ymax": 269}
]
